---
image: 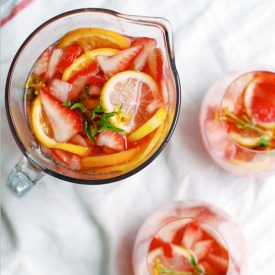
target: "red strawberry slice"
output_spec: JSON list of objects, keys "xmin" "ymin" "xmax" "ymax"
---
[
  {"xmin": 87, "ymin": 73, "xmax": 107, "ymax": 87},
  {"xmin": 51, "ymin": 148, "xmax": 82, "ymax": 170},
  {"xmin": 206, "ymin": 254, "xmax": 228, "ymax": 273},
  {"xmin": 96, "ymin": 130, "xmax": 125, "ymax": 152},
  {"xmin": 192, "ymin": 240, "xmax": 214, "ymax": 261},
  {"xmin": 131, "ymin": 37, "xmax": 156, "ymax": 71},
  {"xmin": 47, "ymin": 48, "xmax": 63, "ymax": 79},
  {"xmin": 97, "ymin": 46, "xmax": 143, "ymax": 77},
  {"xmin": 56, "ymin": 43, "xmax": 82, "ymax": 73},
  {"xmin": 33, "ymin": 48, "xmax": 51, "ymax": 76},
  {"xmin": 88, "ymin": 85, "xmax": 101, "ymax": 96},
  {"xmin": 49, "ymin": 79, "xmax": 72, "ymax": 102},
  {"xmin": 68, "ymin": 62, "xmax": 99, "ymax": 101},
  {"xmin": 182, "ymin": 222, "xmax": 203, "ymax": 249},
  {"xmin": 39, "ymin": 88, "xmax": 81, "ymax": 143},
  {"xmin": 147, "ymin": 48, "xmax": 163, "ymax": 82},
  {"xmin": 200, "ymin": 261, "xmax": 217, "ymax": 275},
  {"xmin": 70, "ymin": 134, "xmax": 89, "ymax": 147}
]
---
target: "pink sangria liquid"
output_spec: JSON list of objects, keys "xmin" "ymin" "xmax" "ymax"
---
[
  {"xmin": 200, "ymin": 70, "xmax": 275, "ymax": 177},
  {"xmin": 132, "ymin": 202, "xmax": 246, "ymax": 275},
  {"xmin": 24, "ymin": 28, "xmax": 173, "ymax": 178}
]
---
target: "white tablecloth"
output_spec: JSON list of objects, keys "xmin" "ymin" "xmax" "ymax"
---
[{"xmin": 1, "ymin": 1, "xmax": 275, "ymax": 274}]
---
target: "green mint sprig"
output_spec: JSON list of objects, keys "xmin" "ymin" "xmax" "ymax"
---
[
  {"xmin": 221, "ymin": 108, "xmax": 274, "ymax": 147},
  {"xmin": 63, "ymin": 99, "xmax": 124, "ymax": 142}
]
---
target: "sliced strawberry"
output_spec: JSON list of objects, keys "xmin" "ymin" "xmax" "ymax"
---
[
  {"xmin": 200, "ymin": 261, "xmax": 217, "ymax": 275},
  {"xmin": 97, "ymin": 46, "xmax": 143, "ymax": 77},
  {"xmin": 39, "ymin": 88, "xmax": 81, "ymax": 143},
  {"xmin": 33, "ymin": 48, "xmax": 51, "ymax": 76},
  {"xmin": 147, "ymin": 48, "xmax": 163, "ymax": 82},
  {"xmin": 87, "ymin": 74, "xmax": 107, "ymax": 87},
  {"xmin": 51, "ymin": 148, "xmax": 82, "ymax": 170},
  {"xmin": 56, "ymin": 43, "xmax": 82, "ymax": 73},
  {"xmin": 96, "ymin": 130, "xmax": 125, "ymax": 152},
  {"xmin": 131, "ymin": 37, "xmax": 156, "ymax": 71},
  {"xmin": 206, "ymin": 254, "xmax": 228, "ymax": 274},
  {"xmin": 47, "ymin": 48, "xmax": 63, "ymax": 79},
  {"xmin": 70, "ymin": 134, "xmax": 89, "ymax": 147},
  {"xmin": 172, "ymin": 226, "xmax": 186, "ymax": 246},
  {"xmin": 49, "ymin": 79, "xmax": 72, "ymax": 102},
  {"xmin": 68, "ymin": 62, "xmax": 99, "ymax": 101},
  {"xmin": 88, "ymin": 85, "xmax": 101, "ymax": 96},
  {"xmin": 149, "ymin": 236, "xmax": 163, "ymax": 251},
  {"xmin": 192, "ymin": 240, "xmax": 213, "ymax": 261},
  {"xmin": 182, "ymin": 222, "xmax": 203, "ymax": 249}
]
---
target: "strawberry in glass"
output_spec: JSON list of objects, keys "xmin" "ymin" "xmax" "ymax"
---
[
  {"xmin": 132, "ymin": 202, "xmax": 246, "ymax": 275},
  {"xmin": 200, "ymin": 70, "xmax": 275, "ymax": 177},
  {"xmin": 25, "ymin": 27, "xmax": 171, "ymax": 177}
]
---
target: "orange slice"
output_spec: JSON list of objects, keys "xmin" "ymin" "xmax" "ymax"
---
[
  {"xmin": 81, "ymin": 146, "xmax": 141, "ymax": 168},
  {"xmin": 58, "ymin": 28, "xmax": 130, "ymax": 50}
]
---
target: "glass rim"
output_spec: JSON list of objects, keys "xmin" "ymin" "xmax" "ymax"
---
[
  {"xmin": 5, "ymin": 8, "xmax": 181, "ymax": 185},
  {"xmin": 145, "ymin": 216, "xmax": 231, "ymax": 275},
  {"xmin": 218, "ymin": 69, "xmax": 275, "ymax": 155}
]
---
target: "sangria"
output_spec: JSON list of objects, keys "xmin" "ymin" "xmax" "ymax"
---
[
  {"xmin": 23, "ymin": 26, "xmax": 176, "ymax": 180},
  {"xmin": 132, "ymin": 202, "xmax": 246, "ymax": 275},
  {"xmin": 200, "ymin": 70, "xmax": 275, "ymax": 176}
]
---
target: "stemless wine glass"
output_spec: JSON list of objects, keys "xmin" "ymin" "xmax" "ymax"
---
[
  {"xmin": 132, "ymin": 201, "xmax": 246, "ymax": 275},
  {"xmin": 5, "ymin": 8, "xmax": 181, "ymax": 196},
  {"xmin": 200, "ymin": 68, "xmax": 275, "ymax": 177}
]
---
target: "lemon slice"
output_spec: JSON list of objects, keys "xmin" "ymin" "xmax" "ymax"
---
[
  {"xmin": 148, "ymin": 244, "xmax": 197, "ymax": 274},
  {"xmin": 81, "ymin": 146, "xmax": 141, "ymax": 168},
  {"xmin": 229, "ymin": 131, "xmax": 272, "ymax": 148},
  {"xmin": 58, "ymin": 28, "xmax": 130, "ymax": 49},
  {"xmin": 128, "ymin": 107, "xmax": 167, "ymax": 141},
  {"xmin": 31, "ymin": 96, "xmax": 90, "ymax": 156},
  {"xmin": 98, "ymin": 124, "xmax": 165, "ymax": 173},
  {"xmin": 62, "ymin": 48, "xmax": 120, "ymax": 81},
  {"xmin": 101, "ymin": 70, "xmax": 159, "ymax": 132}
]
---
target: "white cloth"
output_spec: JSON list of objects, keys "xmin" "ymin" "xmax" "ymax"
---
[{"xmin": 1, "ymin": 0, "xmax": 275, "ymax": 274}]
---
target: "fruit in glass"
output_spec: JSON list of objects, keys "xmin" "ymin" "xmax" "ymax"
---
[
  {"xmin": 200, "ymin": 70, "xmax": 275, "ymax": 177},
  {"xmin": 132, "ymin": 202, "xmax": 246, "ymax": 275}
]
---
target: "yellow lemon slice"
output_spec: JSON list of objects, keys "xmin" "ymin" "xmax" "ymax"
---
[
  {"xmin": 62, "ymin": 48, "xmax": 120, "ymax": 81},
  {"xmin": 128, "ymin": 107, "xmax": 167, "ymax": 141},
  {"xmin": 148, "ymin": 244, "xmax": 196, "ymax": 274},
  {"xmin": 229, "ymin": 131, "xmax": 272, "ymax": 148},
  {"xmin": 81, "ymin": 146, "xmax": 141, "ymax": 168},
  {"xmin": 101, "ymin": 70, "xmax": 159, "ymax": 132},
  {"xmin": 98, "ymin": 124, "xmax": 165, "ymax": 173},
  {"xmin": 58, "ymin": 28, "xmax": 130, "ymax": 49},
  {"xmin": 31, "ymin": 96, "xmax": 90, "ymax": 156}
]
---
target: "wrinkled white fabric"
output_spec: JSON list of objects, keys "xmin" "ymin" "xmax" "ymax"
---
[{"xmin": 1, "ymin": 1, "xmax": 275, "ymax": 275}]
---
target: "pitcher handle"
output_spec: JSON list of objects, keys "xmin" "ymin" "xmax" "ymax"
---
[{"xmin": 7, "ymin": 157, "xmax": 44, "ymax": 197}]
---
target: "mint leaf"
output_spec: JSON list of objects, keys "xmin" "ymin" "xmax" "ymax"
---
[
  {"xmin": 84, "ymin": 119, "xmax": 95, "ymax": 142},
  {"xmin": 63, "ymin": 101, "xmax": 71, "ymax": 107},
  {"xmin": 190, "ymin": 254, "xmax": 197, "ymax": 267},
  {"xmin": 71, "ymin": 103, "xmax": 87, "ymax": 112},
  {"xmin": 259, "ymin": 137, "xmax": 270, "ymax": 147}
]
